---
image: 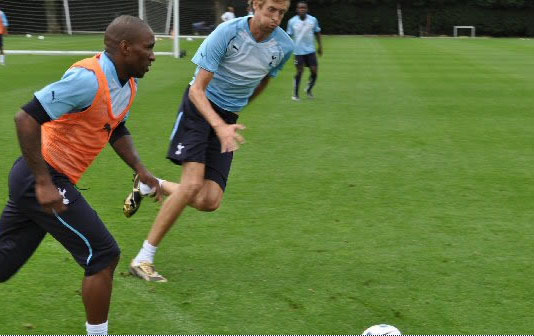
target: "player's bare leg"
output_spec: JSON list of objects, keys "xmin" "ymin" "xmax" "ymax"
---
[
  {"xmin": 129, "ymin": 162, "xmax": 225, "ymax": 282},
  {"xmin": 307, "ymin": 65, "xmax": 318, "ymax": 98},
  {"xmin": 0, "ymin": 46, "xmax": 5, "ymax": 65},
  {"xmin": 293, "ymin": 63, "xmax": 304, "ymax": 100},
  {"xmin": 82, "ymin": 256, "xmax": 119, "ymax": 334},
  {"xmin": 124, "ymin": 174, "xmax": 223, "ymax": 216}
]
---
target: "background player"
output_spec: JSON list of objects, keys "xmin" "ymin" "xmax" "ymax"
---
[
  {"xmin": 125, "ymin": 0, "xmax": 294, "ymax": 282},
  {"xmin": 0, "ymin": 16, "xmax": 160, "ymax": 334},
  {"xmin": 287, "ymin": 1, "xmax": 322, "ymax": 100},
  {"xmin": 0, "ymin": 8, "xmax": 8, "ymax": 65},
  {"xmin": 221, "ymin": 6, "xmax": 236, "ymax": 22}
]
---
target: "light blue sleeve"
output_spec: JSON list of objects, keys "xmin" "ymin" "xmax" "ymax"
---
[
  {"xmin": 191, "ymin": 21, "xmax": 236, "ymax": 73},
  {"xmin": 286, "ymin": 18, "xmax": 294, "ymax": 36},
  {"xmin": 1, "ymin": 12, "xmax": 8, "ymax": 27},
  {"xmin": 269, "ymin": 36, "xmax": 294, "ymax": 78},
  {"xmin": 314, "ymin": 17, "xmax": 321, "ymax": 33},
  {"xmin": 34, "ymin": 67, "xmax": 98, "ymax": 120}
]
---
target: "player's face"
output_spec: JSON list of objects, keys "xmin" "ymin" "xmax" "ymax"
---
[
  {"xmin": 297, "ymin": 3, "xmax": 308, "ymax": 16},
  {"xmin": 127, "ymin": 29, "xmax": 156, "ymax": 78},
  {"xmin": 254, "ymin": 0, "xmax": 289, "ymax": 31}
]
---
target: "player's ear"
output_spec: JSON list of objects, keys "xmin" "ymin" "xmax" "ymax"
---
[{"xmin": 118, "ymin": 40, "xmax": 131, "ymax": 56}]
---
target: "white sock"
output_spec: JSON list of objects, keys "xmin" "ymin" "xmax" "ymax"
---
[
  {"xmin": 86, "ymin": 321, "xmax": 108, "ymax": 335},
  {"xmin": 0, "ymin": 55, "xmax": 4, "ymax": 65},
  {"xmin": 139, "ymin": 178, "xmax": 166, "ymax": 196},
  {"xmin": 133, "ymin": 240, "xmax": 158, "ymax": 265}
]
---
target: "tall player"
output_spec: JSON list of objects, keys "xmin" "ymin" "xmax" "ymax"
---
[
  {"xmin": 0, "ymin": 16, "xmax": 160, "ymax": 334},
  {"xmin": 125, "ymin": 0, "xmax": 294, "ymax": 282},
  {"xmin": 0, "ymin": 8, "xmax": 8, "ymax": 65},
  {"xmin": 287, "ymin": 1, "xmax": 322, "ymax": 100}
]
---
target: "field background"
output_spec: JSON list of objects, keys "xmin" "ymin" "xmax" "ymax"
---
[{"xmin": 0, "ymin": 35, "xmax": 533, "ymax": 334}]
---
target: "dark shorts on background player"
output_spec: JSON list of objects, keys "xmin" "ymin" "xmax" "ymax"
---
[
  {"xmin": 295, "ymin": 52, "xmax": 318, "ymax": 68},
  {"xmin": 0, "ymin": 157, "xmax": 120, "ymax": 281},
  {"xmin": 0, "ymin": 35, "xmax": 3, "ymax": 48},
  {"xmin": 167, "ymin": 86, "xmax": 238, "ymax": 191}
]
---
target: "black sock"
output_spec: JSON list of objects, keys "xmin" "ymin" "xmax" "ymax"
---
[
  {"xmin": 294, "ymin": 73, "xmax": 302, "ymax": 97},
  {"xmin": 307, "ymin": 73, "xmax": 317, "ymax": 93}
]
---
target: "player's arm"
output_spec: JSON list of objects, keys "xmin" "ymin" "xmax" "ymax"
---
[
  {"xmin": 14, "ymin": 104, "xmax": 66, "ymax": 213},
  {"xmin": 15, "ymin": 68, "xmax": 99, "ymax": 212},
  {"xmin": 315, "ymin": 32, "xmax": 322, "ymax": 56},
  {"xmin": 249, "ymin": 76, "xmax": 271, "ymax": 102},
  {"xmin": 1, "ymin": 12, "xmax": 8, "ymax": 31},
  {"xmin": 109, "ymin": 124, "xmax": 162, "ymax": 200},
  {"xmin": 189, "ymin": 68, "xmax": 245, "ymax": 153}
]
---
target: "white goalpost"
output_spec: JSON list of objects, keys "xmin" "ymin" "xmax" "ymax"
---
[
  {"xmin": 453, "ymin": 26, "xmax": 476, "ymax": 38},
  {"xmin": 4, "ymin": 0, "xmax": 215, "ymax": 58}
]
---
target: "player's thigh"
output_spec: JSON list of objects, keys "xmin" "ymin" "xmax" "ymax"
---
[
  {"xmin": 0, "ymin": 201, "xmax": 46, "ymax": 282},
  {"xmin": 305, "ymin": 53, "xmax": 318, "ymax": 68},
  {"xmin": 198, "ymin": 180, "xmax": 224, "ymax": 207},
  {"xmin": 26, "ymin": 187, "xmax": 120, "ymax": 276},
  {"xmin": 294, "ymin": 55, "xmax": 305, "ymax": 71},
  {"xmin": 167, "ymin": 87, "xmax": 212, "ymax": 166},
  {"xmin": 204, "ymin": 113, "xmax": 237, "ymax": 192}
]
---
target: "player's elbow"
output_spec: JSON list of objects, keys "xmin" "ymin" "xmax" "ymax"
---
[
  {"xmin": 188, "ymin": 85, "xmax": 203, "ymax": 104},
  {"xmin": 14, "ymin": 109, "xmax": 27, "ymax": 125}
]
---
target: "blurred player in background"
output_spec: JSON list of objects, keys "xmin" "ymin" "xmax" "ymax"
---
[
  {"xmin": 124, "ymin": 0, "xmax": 294, "ymax": 283},
  {"xmin": 221, "ymin": 6, "xmax": 236, "ymax": 22},
  {"xmin": 0, "ymin": 8, "xmax": 9, "ymax": 65},
  {"xmin": 287, "ymin": 1, "xmax": 322, "ymax": 100},
  {"xmin": 0, "ymin": 16, "xmax": 160, "ymax": 335}
]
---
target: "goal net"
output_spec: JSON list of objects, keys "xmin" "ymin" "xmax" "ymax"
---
[
  {"xmin": 0, "ymin": 0, "xmax": 219, "ymax": 58},
  {"xmin": 453, "ymin": 26, "xmax": 476, "ymax": 38}
]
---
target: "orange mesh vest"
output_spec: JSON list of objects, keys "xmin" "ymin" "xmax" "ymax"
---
[
  {"xmin": 0, "ymin": 12, "xmax": 5, "ymax": 35},
  {"xmin": 42, "ymin": 54, "xmax": 137, "ymax": 184}
]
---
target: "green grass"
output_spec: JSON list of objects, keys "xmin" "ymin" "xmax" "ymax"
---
[{"xmin": 0, "ymin": 36, "xmax": 533, "ymax": 334}]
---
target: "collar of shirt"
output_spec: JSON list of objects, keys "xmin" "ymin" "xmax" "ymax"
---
[
  {"xmin": 244, "ymin": 17, "xmax": 276, "ymax": 44},
  {"xmin": 101, "ymin": 51, "xmax": 128, "ymax": 87}
]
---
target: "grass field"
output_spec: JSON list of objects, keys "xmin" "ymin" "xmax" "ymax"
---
[{"xmin": 0, "ymin": 35, "xmax": 533, "ymax": 334}]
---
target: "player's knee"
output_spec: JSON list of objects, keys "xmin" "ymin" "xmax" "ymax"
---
[
  {"xmin": 101, "ymin": 244, "xmax": 121, "ymax": 271},
  {"xmin": 196, "ymin": 197, "xmax": 221, "ymax": 212},
  {"xmin": 180, "ymin": 182, "xmax": 204, "ymax": 200}
]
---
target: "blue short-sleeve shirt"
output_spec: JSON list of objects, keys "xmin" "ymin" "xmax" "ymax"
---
[
  {"xmin": 287, "ymin": 14, "xmax": 321, "ymax": 55},
  {"xmin": 190, "ymin": 17, "xmax": 294, "ymax": 112},
  {"xmin": 1, "ymin": 10, "xmax": 9, "ymax": 28},
  {"xmin": 34, "ymin": 52, "xmax": 136, "ymax": 121}
]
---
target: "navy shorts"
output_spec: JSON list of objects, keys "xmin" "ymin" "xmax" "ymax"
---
[
  {"xmin": 295, "ymin": 52, "xmax": 318, "ymax": 68},
  {"xmin": 167, "ymin": 87, "xmax": 238, "ymax": 191},
  {"xmin": 0, "ymin": 34, "xmax": 3, "ymax": 48},
  {"xmin": 0, "ymin": 157, "xmax": 120, "ymax": 281}
]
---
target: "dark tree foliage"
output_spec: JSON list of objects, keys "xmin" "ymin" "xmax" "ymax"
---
[{"xmin": 288, "ymin": 0, "xmax": 534, "ymax": 36}]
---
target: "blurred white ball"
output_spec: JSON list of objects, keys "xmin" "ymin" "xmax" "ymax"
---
[
  {"xmin": 26, "ymin": 34, "xmax": 32, "ymax": 38},
  {"xmin": 362, "ymin": 324, "xmax": 402, "ymax": 335},
  {"xmin": 186, "ymin": 37, "xmax": 193, "ymax": 41},
  {"xmin": 38, "ymin": 35, "xmax": 45, "ymax": 40}
]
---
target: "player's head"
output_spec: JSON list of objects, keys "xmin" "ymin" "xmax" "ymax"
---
[
  {"xmin": 104, "ymin": 15, "xmax": 156, "ymax": 79},
  {"xmin": 296, "ymin": 1, "xmax": 308, "ymax": 17},
  {"xmin": 249, "ymin": 0, "xmax": 290, "ymax": 32},
  {"xmin": 227, "ymin": 6, "xmax": 234, "ymax": 12}
]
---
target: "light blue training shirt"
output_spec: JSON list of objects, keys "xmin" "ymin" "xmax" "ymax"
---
[
  {"xmin": 190, "ymin": 16, "xmax": 294, "ymax": 112},
  {"xmin": 35, "ymin": 52, "xmax": 136, "ymax": 120},
  {"xmin": 0, "ymin": 10, "xmax": 8, "ymax": 29},
  {"xmin": 286, "ymin": 14, "xmax": 321, "ymax": 55}
]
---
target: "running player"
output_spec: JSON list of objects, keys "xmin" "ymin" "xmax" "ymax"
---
[
  {"xmin": 124, "ymin": 0, "xmax": 294, "ymax": 282},
  {"xmin": 287, "ymin": 1, "xmax": 322, "ymax": 100},
  {"xmin": 0, "ymin": 8, "xmax": 9, "ymax": 65},
  {"xmin": 0, "ymin": 16, "xmax": 160, "ymax": 334}
]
